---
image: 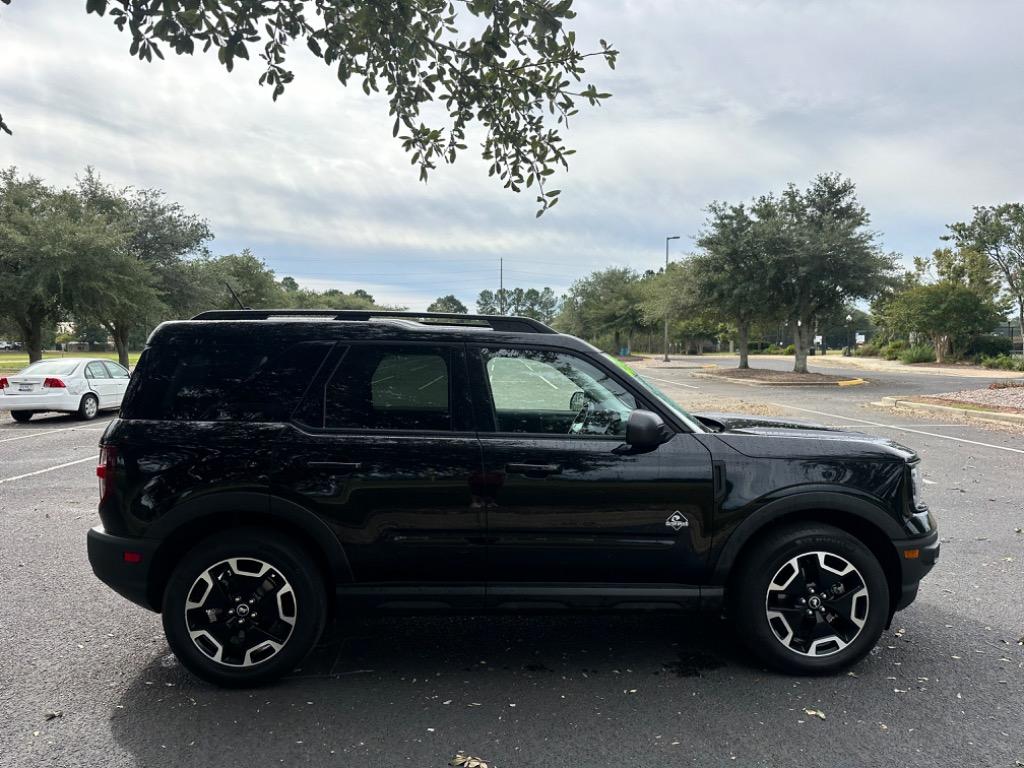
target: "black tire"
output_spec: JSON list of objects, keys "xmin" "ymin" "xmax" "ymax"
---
[
  {"xmin": 78, "ymin": 393, "xmax": 99, "ymax": 420},
  {"xmin": 162, "ymin": 528, "xmax": 327, "ymax": 687},
  {"xmin": 730, "ymin": 523, "xmax": 889, "ymax": 675},
  {"xmin": 11, "ymin": 410, "xmax": 33, "ymax": 423}
]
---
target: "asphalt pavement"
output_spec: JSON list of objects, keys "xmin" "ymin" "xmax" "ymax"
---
[{"xmin": 1, "ymin": 363, "xmax": 1022, "ymax": 768}]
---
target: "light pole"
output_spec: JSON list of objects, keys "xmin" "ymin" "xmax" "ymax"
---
[
  {"xmin": 663, "ymin": 235, "xmax": 680, "ymax": 362},
  {"xmin": 845, "ymin": 314, "xmax": 853, "ymax": 356}
]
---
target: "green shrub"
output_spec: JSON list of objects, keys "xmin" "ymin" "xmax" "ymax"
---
[
  {"xmin": 980, "ymin": 354, "xmax": 1024, "ymax": 372},
  {"xmin": 900, "ymin": 344, "xmax": 936, "ymax": 364},
  {"xmin": 783, "ymin": 343, "xmax": 795, "ymax": 355},
  {"xmin": 855, "ymin": 341, "xmax": 880, "ymax": 357},
  {"xmin": 968, "ymin": 334, "xmax": 1013, "ymax": 359},
  {"xmin": 881, "ymin": 340, "xmax": 907, "ymax": 360}
]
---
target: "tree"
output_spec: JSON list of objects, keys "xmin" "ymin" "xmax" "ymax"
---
[
  {"xmin": 476, "ymin": 289, "xmax": 499, "ymax": 315},
  {"xmin": 476, "ymin": 285, "xmax": 558, "ymax": 320},
  {"xmin": 556, "ymin": 267, "xmax": 645, "ymax": 352},
  {"xmin": 519, "ymin": 287, "xmax": 559, "ymax": 322},
  {"xmin": 690, "ymin": 201, "xmax": 783, "ymax": 369},
  {"xmin": 26, "ymin": 1, "xmax": 621, "ymax": 216},
  {"xmin": 879, "ymin": 281, "xmax": 1003, "ymax": 362},
  {"xmin": 946, "ymin": 204, "xmax": 1024, "ymax": 341},
  {"xmin": 427, "ymin": 295, "xmax": 468, "ymax": 314},
  {"xmin": 761, "ymin": 174, "xmax": 897, "ymax": 373}
]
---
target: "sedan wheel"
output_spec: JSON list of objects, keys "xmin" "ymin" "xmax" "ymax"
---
[{"xmin": 78, "ymin": 394, "xmax": 99, "ymax": 420}]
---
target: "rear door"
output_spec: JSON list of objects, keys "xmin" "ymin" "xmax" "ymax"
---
[
  {"xmin": 85, "ymin": 361, "xmax": 119, "ymax": 407},
  {"xmin": 273, "ymin": 342, "xmax": 486, "ymax": 602}
]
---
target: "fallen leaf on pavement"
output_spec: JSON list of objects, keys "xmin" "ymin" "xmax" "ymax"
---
[
  {"xmin": 802, "ymin": 708, "xmax": 826, "ymax": 720},
  {"xmin": 44, "ymin": 711, "xmax": 63, "ymax": 721},
  {"xmin": 451, "ymin": 753, "xmax": 489, "ymax": 768}
]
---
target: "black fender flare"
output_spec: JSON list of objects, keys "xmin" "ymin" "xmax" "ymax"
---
[
  {"xmin": 147, "ymin": 491, "xmax": 352, "ymax": 586},
  {"xmin": 711, "ymin": 490, "xmax": 904, "ymax": 583}
]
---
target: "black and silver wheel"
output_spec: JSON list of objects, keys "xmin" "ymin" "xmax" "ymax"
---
[
  {"xmin": 162, "ymin": 529, "xmax": 326, "ymax": 687},
  {"xmin": 10, "ymin": 410, "xmax": 33, "ymax": 423},
  {"xmin": 731, "ymin": 524, "xmax": 889, "ymax": 674},
  {"xmin": 78, "ymin": 393, "xmax": 99, "ymax": 420}
]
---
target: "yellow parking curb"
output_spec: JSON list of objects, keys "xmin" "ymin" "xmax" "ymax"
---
[{"xmin": 837, "ymin": 378, "xmax": 866, "ymax": 387}]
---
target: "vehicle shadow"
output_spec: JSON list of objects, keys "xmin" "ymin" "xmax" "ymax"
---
[{"xmin": 107, "ymin": 612, "xmax": 742, "ymax": 765}]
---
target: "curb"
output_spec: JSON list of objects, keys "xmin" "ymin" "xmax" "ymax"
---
[
  {"xmin": 692, "ymin": 372, "xmax": 867, "ymax": 387},
  {"xmin": 874, "ymin": 396, "xmax": 1024, "ymax": 426}
]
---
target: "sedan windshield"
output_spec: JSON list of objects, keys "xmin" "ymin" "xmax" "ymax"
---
[
  {"xmin": 600, "ymin": 353, "xmax": 704, "ymax": 433},
  {"xmin": 20, "ymin": 360, "xmax": 81, "ymax": 376}
]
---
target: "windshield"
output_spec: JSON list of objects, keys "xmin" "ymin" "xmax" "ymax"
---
[
  {"xmin": 20, "ymin": 360, "xmax": 81, "ymax": 376},
  {"xmin": 601, "ymin": 353, "xmax": 704, "ymax": 433}
]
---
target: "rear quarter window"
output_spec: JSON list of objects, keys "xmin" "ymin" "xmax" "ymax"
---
[{"xmin": 120, "ymin": 341, "xmax": 334, "ymax": 422}]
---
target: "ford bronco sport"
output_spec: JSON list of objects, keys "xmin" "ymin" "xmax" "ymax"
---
[{"xmin": 88, "ymin": 310, "xmax": 938, "ymax": 686}]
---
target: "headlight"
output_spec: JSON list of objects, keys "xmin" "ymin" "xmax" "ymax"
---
[{"xmin": 909, "ymin": 464, "xmax": 924, "ymax": 511}]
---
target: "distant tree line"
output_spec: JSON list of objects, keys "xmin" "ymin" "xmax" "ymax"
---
[
  {"xmin": 0, "ymin": 166, "xmax": 395, "ymax": 364},
  {"xmin": 552, "ymin": 174, "xmax": 1022, "ymax": 372}
]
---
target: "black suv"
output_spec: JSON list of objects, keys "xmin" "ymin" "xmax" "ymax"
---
[{"xmin": 88, "ymin": 310, "xmax": 938, "ymax": 686}]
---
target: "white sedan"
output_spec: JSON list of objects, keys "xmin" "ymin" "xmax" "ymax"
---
[{"xmin": 0, "ymin": 358, "xmax": 131, "ymax": 422}]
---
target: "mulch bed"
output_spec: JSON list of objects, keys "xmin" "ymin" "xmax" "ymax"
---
[
  {"xmin": 917, "ymin": 388, "xmax": 1024, "ymax": 414},
  {"xmin": 699, "ymin": 367, "xmax": 855, "ymax": 384}
]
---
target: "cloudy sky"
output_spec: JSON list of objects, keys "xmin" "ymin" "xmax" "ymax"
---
[{"xmin": 2, "ymin": 1, "xmax": 1023, "ymax": 310}]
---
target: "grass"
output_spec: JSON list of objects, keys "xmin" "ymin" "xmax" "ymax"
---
[{"xmin": 0, "ymin": 350, "xmax": 142, "ymax": 374}]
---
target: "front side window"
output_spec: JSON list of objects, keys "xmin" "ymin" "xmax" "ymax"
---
[
  {"xmin": 86, "ymin": 361, "xmax": 111, "ymax": 379},
  {"xmin": 324, "ymin": 346, "xmax": 451, "ymax": 431},
  {"xmin": 103, "ymin": 361, "xmax": 130, "ymax": 379},
  {"xmin": 481, "ymin": 348, "xmax": 636, "ymax": 436}
]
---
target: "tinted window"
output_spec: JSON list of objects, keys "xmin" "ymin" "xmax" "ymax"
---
[
  {"xmin": 86, "ymin": 361, "xmax": 111, "ymax": 379},
  {"xmin": 482, "ymin": 348, "xmax": 636, "ymax": 436},
  {"xmin": 324, "ymin": 346, "xmax": 451, "ymax": 431},
  {"xmin": 121, "ymin": 341, "xmax": 333, "ymax": 421},
  {"xmin": 103, "ymin": 361, "xmax": 130, "ymax": 379}
]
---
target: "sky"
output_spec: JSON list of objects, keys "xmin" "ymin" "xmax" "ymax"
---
[{"xmin": 2, "ymin": 0, "xmax": 1023, "ymax": 311}]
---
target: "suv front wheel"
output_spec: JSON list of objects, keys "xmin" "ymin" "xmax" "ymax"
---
[
  {"xmin": 162, "ymin": 529, "xmax": 327, "ymax": 687},
  {"xmin": 731, "ymin": 523, "xmax": 889, "ymax": 674}
]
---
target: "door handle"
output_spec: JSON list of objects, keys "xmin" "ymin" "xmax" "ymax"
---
[
  {"xmin": 307, "ymin": 461, "xmax": 365, "ymax": 473},
  {"xmin": 505, "ymin": 463, "xmax": 561, "ymax": 477}
]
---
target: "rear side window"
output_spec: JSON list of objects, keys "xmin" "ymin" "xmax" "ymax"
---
[
  {"xmin": 121, "ymin": 341, "xmax": 333, "ymax": 422},
  {"xmin": 86, "ymin": 361, "xmax": 111, "ymax": 379},
  {"xmin": 323, "ymin": 346, "xmax": 451, "ymax": 431}
]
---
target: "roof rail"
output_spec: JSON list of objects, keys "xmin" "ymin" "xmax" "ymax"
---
[{"xmin": 189, "ymin": 309, "xmax": 558, "ymax": 334}]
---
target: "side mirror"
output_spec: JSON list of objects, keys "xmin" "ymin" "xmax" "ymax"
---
[
  {"xmin": 625, "ymin": 409, "xmax": 670, "ymax": 450},
  {"xmin": 569, "ymin": 390, "xmax": 586, "ymax": 412}
]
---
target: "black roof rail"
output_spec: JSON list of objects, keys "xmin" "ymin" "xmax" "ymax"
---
[{"xmin": 189, "ymin": 309, "xmax": 558, "ymax": 334}]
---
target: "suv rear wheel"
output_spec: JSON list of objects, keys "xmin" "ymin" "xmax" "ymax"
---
[
  {"xmin": 162, "ymin": 529, "xmax": 327, "ymax": 687},
  {"xmin": 731, "ymin": 523, "xmax": 889, "ymax": 674}
]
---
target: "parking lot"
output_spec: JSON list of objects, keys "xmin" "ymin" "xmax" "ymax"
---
[{"xmin": 1, "ymin": 363, "xmax": 1022, "ymax": 768}]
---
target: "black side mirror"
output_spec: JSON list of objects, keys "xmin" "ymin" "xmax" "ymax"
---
[{"xmin": 625, "ymin": 409, "xmax": 670, "ymax": 450}]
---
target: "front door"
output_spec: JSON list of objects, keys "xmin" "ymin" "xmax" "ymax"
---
[
  {"xmin": 469, "ymin": 346, "xmax": 714, "ymax": 599},
  {"xmin": 273, "ymin": 342, "xmax": 486, "ymax": 601},
  {"xmin": 85, "ymin": 360, "xmax": 118, "ymax": 408}
]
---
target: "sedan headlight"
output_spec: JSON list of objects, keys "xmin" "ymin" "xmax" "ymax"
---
[{"xmin": 908, "ymin": 464, "xmax": 924, "ymax": 511}]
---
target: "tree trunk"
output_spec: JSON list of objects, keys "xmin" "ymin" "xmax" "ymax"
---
[
  {"xmin": 113, "ymin": 325, "xmax": 130, "ymax": 368},
  {"xmin": 793, "ymin": 323, "xmax": 810, "ymax": 374},
  {"xmin": 18, "ymin": 317, "xmax": 43, "ymax": 363},
  {"xmin": 613, "ymin": 330, "xmax": 621, "ymax": 355},
  {"xmin": 737, "ymin": 321, "xmax": 750, "ymax": 370}
]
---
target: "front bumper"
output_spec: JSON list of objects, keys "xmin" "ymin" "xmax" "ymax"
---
[
  {"xmin": 87, "ymin": 526, "xmax": 161, "ymax": 612},
  {"xmin": 0, "ymin": 390, "xmax": 81, "ymax": 412},
  {"xmin": 891, "ymin": 528, "xmax": 940, "ymax": 611}
]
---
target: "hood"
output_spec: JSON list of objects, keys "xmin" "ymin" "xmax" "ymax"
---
[{"xmin": 693, "ymin": 412, "xmax": 917, "ymax": 462}]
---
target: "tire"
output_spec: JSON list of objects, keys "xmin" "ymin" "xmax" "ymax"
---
[
  {"xmin": 11, "ymin": 411, "xmax": 33, "ymax": 423},
  {"xmin": 162, "ymin": 528, "xmax": 327, "ymax": 687},
  {"xmin": 730, "ymin": 523, "xmax": 889, "ymax": 675},
  {"xmin": 78, "ymin": 394, "xmax": 99, "ymax": 420}
]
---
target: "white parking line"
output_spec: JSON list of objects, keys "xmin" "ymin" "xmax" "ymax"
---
[
  {"xmin": 0, "ymin": 454, "xmax": 99, "ymax": 485},
  {"xmin": 640, "ymin": 374, "xmax": 700, "ymax": 390},
  {"xmin": 0, "ymin": 425, "xmax": 107, "ymax": 444},
  {"xmin": 767, "ymin": 403, "xmax": 1024, "ymax": 456}
]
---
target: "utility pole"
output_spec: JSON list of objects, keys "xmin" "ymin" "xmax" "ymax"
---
[
  {"xmin": 663, "ymin": 235, "xmax": 680, "ymax": 362},
  {"xmin": 499, "ymin": 257, "xmax": 506, "ymax": 314}
]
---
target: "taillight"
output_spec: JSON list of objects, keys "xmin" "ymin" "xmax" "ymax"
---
[
  {"xmin": 0, "ymin": 377, "xmax": 7, "ymax": 389},
  {"xmin": 97, "ymin": 445, "xmax": 118, "ymax": 502},
  {"xmin": 43, "ymin": 377, "xmax": 66, "ymax": 388}
]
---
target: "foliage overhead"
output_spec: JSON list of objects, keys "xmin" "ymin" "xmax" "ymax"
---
[
  {"xmin": 43, "ymin": 0, "xmax": 619, "ymax": 216},
  {"xmin": 428, "ymin": 294, "xmax": 468, "ymax": 314}
]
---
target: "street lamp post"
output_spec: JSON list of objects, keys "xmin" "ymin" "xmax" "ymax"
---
[
  {"xmin": 663, "ymin": 235, "xmax": 680, "ymax": 362},
  {"xmin": 845, "ymin": 314, "xmax": 853, "ymax": 356}
]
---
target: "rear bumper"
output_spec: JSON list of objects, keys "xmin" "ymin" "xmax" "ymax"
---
[
  {"xmin": 0, "ymin": 391, "xmax": 81, "ymax": 412},
  {"xmin": 87, "ymin": 526, "xmax": 161, "ymax": 612},
  {"xmin": 891, "ymin": 529, "xmax": 940, "ymax": 611}
]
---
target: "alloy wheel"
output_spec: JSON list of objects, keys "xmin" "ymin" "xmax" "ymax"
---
[
  {"xmin": 184, "ymin": 557, "xmax": 297, "ymax": 667},
  {"xmin": 764, "ymin": 550, "xmax": 869, "ymax": 657}
]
